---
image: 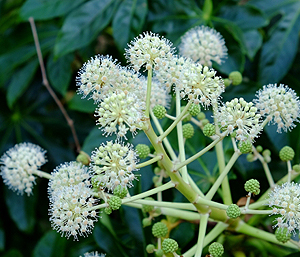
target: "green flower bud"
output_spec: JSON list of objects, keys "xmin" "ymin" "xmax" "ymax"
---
[
  {"xmin": 208, "ymin": 242, "xmax": 224, "ymax": 257},
  {"xmin": 203, "ymin": 123, "xmax": 216, "ymax": 137},
  {"xmin": 262, "ymin": 149, "xmax": 271, "ymax": 156},
  {"xmin": 293, "ymin": 164, "xmax": 300, "ymax": 172},
  {"xmin": 153, "ymin": 105, "xmax": 166, "ymax": 119},
  {"xmin": 226, "ymin": 204, "xmax": 241, "ymax": 219},
  {"xmin": 244, "ymin": 179, "xmax": 260, "ymax": 195},
  {"xmin": 155, "ymin": 249, "xmax": 164, "ymax": 257},
  {"xmin": 152, "ymin": 176, "xmax": 160, "ymax": 184},
  {"xmin": 142, "ymin": 197, "xmax": 155, "ymax": 213},
  {"xmin": 154, "ymin": 167, "xmax": 161, "ymax": 175},
  {"xmin": 91, "ymin": 175, "xmax": 103, "ymax": 189},
  {"xmin": 108, "ymin": 196, "xmax": 122, "ymax": 210},
  {"xmin": 136, "ymin": 144, "xmax": 150, "ymax": 159},
  {"xmin": 238, "ymin": 140, "xmax": 252, "ymax": 154},
  {"xmin": 246, "ymin": 153, "xmax": 255, "ymax": 162},
  {"xmin": 76, "ymin": 151, "xmax": 90, "ymax": 165},
  {"xmin": 229, "ymin": 71, "xmax": 242, "ymax": 86},
  {"xmin": 256, "ymin": 145, "xmax": 263, "ymax": 152},
  {"xmin": 181, "ymin": 106, "xmax": 192, "ymax": 122},
  {"xmin": 275, "ymin": 227, "xmax": 291, "ymax": 243},
  {"xmin": 279, "ymin": 146, "xmax": 295, "ymax": 161},
  {"xmin": 182, "ymin": 123, "xmax": 194, "ymax": 139},
  {"xmin": 152, "ymin": 222, "xmax": 168, "ymax": 238},
  {"xmin": 197, "ymin": 112, "xmax": 206, "ymax": 120},
  {"xmin": 104, "ymin": 207, "xmax": 112, "ymax": 215},
  {"xmin": 146, "ymin": 244, "xmax": 155, "ymax": 253},
  {"xmin": 201, "ymin": 118, "xmax": 209, "ymax": 126},
  {"xmin": 189, "ymin": 103, "xmax": 201, "ymax": 116},
  {"xmin": 142, "ymin": 218, "xmax": 152, "ymax": 227},
  {"xmin": 113, "ymin": 185, "xmax": 128, "ymax": 199},
  {"xmin": 223, "ymin": 78, "xmax": 231, "ymax": 87},
  {"xmin": 162, "ymin": 238, "xmax": 178, "ymax": 253}
]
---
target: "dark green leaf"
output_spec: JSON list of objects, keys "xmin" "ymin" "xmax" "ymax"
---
[
  {"xmin": 3, "ymin": 249, "xmax": 23, "ymax": 257},
  {"xmin": 20, "ymin": 0, "xmax": 85, "ymax": 20},
  {"xmin": 243, "ymin": 30, "xmax": 263, "ymax": 60},
  {"xmin": 0, "ymin": 229, "xmax": 4, "ymax": 251},
  {"xmin": 54, "ymin": 0, "xmax": 121, "ymax": 57},
  {"xmin": 33, "ymin": 230, "xmax": 66, "ymax": 257},
  {"xmin": 46, "ymin": 52, "xmax": 73, "ymax": 95},
  {"xmin": 258, "ymin": 2, "xmax": 300, "ymax": 85},
  {"xmin": 4, "ymin": 187, "xmax": 36, "ymax": 232},
  {"xmin": 265, "ymin": 124, "xmax": 288, "ymax": 152},
  {"xmin": 170, "ymin": 222, "xmax": 195, "ymax": 248},
  {"xmin": 68, "ymin": 93, "xmax": 96, "ymax": 113},
  {"xmin": 6, "ymin": 59, "xmax": 39, "ymax": 109},
  {"xmin": 112, "ymin": 0, "xmax": 147, "ymax": 52}
]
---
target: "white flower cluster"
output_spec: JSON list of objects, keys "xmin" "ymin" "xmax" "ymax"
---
[
  {"xmin": 269, "ymin": 182, "xmax": 300, "ymax": 234},
  {"xmin": 81, "ymin": 252, "xmax": 106, "ymax": 257},
  {"xmin": 125, "ymin": 31, "xmax": 175, "ymax": 71},
  {"xmin": 150, "ymin": 78, "xmax": 171, "ymax": 109},
  {"xmin": 215, "ymin": 98, "xmax": 262, "ymax": 141},
  {"xmin": 254, "ymin": 84, "xmax": 300, "ymax": 132},
  {"xmin": 0, "ymin": 142, "xmax": 47, "ymax": 195},
  {"xmin": 90, "ymin": 140, "xmax": 138, "ymax": 191},
  {"xmin": 179, "ymin": 25, "xmax": 227, "ymax": 66}
]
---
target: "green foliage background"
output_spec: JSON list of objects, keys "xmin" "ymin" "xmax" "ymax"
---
[{"xmin": 0, "ymin": 0, "xmax": 300, "ymax": 256}]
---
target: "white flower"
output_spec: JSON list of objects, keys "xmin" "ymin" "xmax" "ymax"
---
[
  {"xmin": 90, "ymin": 140, "xmax": 138, "ymax": 191},
  {"xmin": 268, "ymin": 182, "xmax": 300, "ymax": 234},
  {"xmin": 179, "ymin": 25, "xmax": 227, "ymax": 66},
  {"xmin": 81, "ymin": 252, "xmax": 106, "ymax": 257},
  {"xmin": 0, "ymin": 142, "xmax": 47, "ymax": 195},
  {"xmin": 215, "ymin": 98, "xmax": 262, "ymax": 141},
  {"xmin": 254, "ymin": 84, "xmax": 300, "ymax": 132},
  {"xmin": 49, "ymin": 183, "xmax": 98, "ymax": 240},
  {"xmin": 95, "ymin": 90, "xmax": 145, "ymax": 137},
  {"xmin": 125, "ymin": 31, "xmax": 175, "ymax": 71},
  {"xmin": 48, "ymin": 161, "xmax": 92, "ymax": 194},
  {"xmin": 150, "ymin": 78, "xmax": 171, "ymax": 109}
]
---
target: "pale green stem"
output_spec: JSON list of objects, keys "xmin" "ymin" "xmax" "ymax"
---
[
  {"xmin": 175, "ymin": 135, "xmax": 224, "ymax": 171},
  {"xmin": 150, "ymin": 110, "xmax": 177, "ymax": 160},
  {"xmin": 248, "ymin": 199, "xmax": 269, "ymax": 209},
  {"xmin": 187, "ymin": 174, "xmax": 205, "ymax": 198},
  {"xmin": 136, "ymin": 155, "xmax": 162, "ymax": 169},
  {"xmin": 183, "ymin": 222, "xmax": 228, "ymax": 257},
  {"xmin": 157, "ymin": 101, "xmax": 192, "ymax": 143},
  {"xmin": 231, "ymin": 137, "xmax": 238, "ymax": 152},
  {"xmin": 195, "ymin": 213, "xmax": 209, "ymax": 257},
  {"xmin": 145, "ymin": 69, "xmax": 153, "ymax": 118},
  {"xmin": 236, "ymin": 220, "xmax": 298, "ymax": 249},
  {"xmin": 176, "ymin": 89, "xmax": 188, "ymax": 183},
  {"xmin": 242, "ymin": 192, "xmax": 252, "ymax": 213},
  {"xmin": 33, "ymin": 170, "xmax": 52, "ymax": 179},
  {"xmin": 133, "ymin": 199, "xmax": 197, "ymax": 211},
  {"xmin": 165, "ymin": 113, "xmax": 176, "ymax": 120},
  {"xmin": 196, "ymin": 197, "xmax": 228, "ymax": 210},
  {"xmin": 261, "ymin": 118, "xmax": 269, "ymax": 130},
  {"xmin": 242, "ymin": 209, "xmax": 272, "ymax": 215},
  {"xmin": 158, "ymin": 237, "xmax": 161, "ymax": 250},
  {"xmin": 206, "ymin": 151, "xmax": 240, "ymax": 200},
  {"xmin": 287, "ymin": 160, "xmax": 292, "ymax": 183}
]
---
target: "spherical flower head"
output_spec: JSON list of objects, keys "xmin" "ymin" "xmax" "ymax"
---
[
  {"xmin": 113, "ymin": 184, "xmax": 128, "ymax": 198},
  {"xmin": 275, "ymin": 227, "xmax": 291, "ymax": 243},
  {"xmin": 90, "ymin": 140, "xmax": 138, "ymax": 191},
  {"xmin": 135, "ymin": 144, "xmax": 150, "ymax": 159},
  {"xmin": 95, "ymin": 90, "xmax": 145, "ymax": 138},
  {"xmin": 152, "ymin": 105, "xmax": 166, "ymax": 119},
  {"xmin": 49, "ymin": 183, "xmax": 98, "ymax": 240},
  {"xmin": 189, "ymin": 102, "xmax": 201, "ymax": 116},
  {"xmin": 81, "ymin": 251, "xmax": 106, "ymax": 257},
  {"xmin": 238, "ymin": 140, "xmax": 252, "ymax": 154},
  {"xmin": 48, "ymin": 161, "xmax": 92, "ymax": 194},
  {"xmin": 208, "ymin": 242, "xmax": 224, "ymax": 257},
  {"xmin": 0, "ymin": 142, "xmax": 47, "ymax": 196},
  {"xmin": 146, "ymin": 244, "xmax": 155, "ymax": 253},
  {"xmin": 179, "ymin": 25, "xmax": 227, "ymax": 67},
  {"xmin": 108, "ymin": 195, "xmax": 122, "ymax": 210},
  {"xmin": 268, "ymin": 182, "xmax": 300, "ymax": 234},
  {"xmin": 244, "ymin": 179, "xmax": 260, "ymax": 195},
  {"xmin": 215, "ymin": 98, "xmax": 262, "ymax": 142},
  {"xmin": 182, "ymin": 123, "xmax": 194, "ymax": 139},
  {"xmin": 279, "ymin": 146, "xmax": 295, "ymax": 161},
  {"xmin": 229, "ymin": 71, "xmax": 243, "ymax": 86},
  {"xmin": 152, "ymin": 222, "xmax": 168, "ymax": 238},
  {"xmin": 150, "ymin": 78, "xmax": 171, "ymax": 109},
  {"xmin": 254, "ymin": 84, "xmax": 300, "ymax": 133},
  {"xmin": 203, "ymin": 123, "xmax": 216, "ymax": 137},
  {"xmin": 142, "ymin": 197, "xmax": 155, "ymax": 213},
  {"xmin": 162, "ymin": 238, "xmax": 178, "ymax": 253},
  {"xmin": 125, "ymin": 31, "xmax": 175, "ymax": 71},
  {"xmin": 76, "ymin": 55, "xmax": 120, "ymax": 102},
  {"xmin": 226, "ymin": 204, "xmax": 241, "ymax": 219}
]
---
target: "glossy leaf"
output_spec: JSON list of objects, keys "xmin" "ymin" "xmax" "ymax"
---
[
  {"xmin": 20, "ymin": 0, "xmax": 85, "ymax": 20},
  {"xmin": 112, "ymin": 0, "xmax": 147, "ymax": 52},
  {"xmin": 243, "ymin": 30, "xmax": 263, "ymax": 60},
  {"xmin": 54, "ymin": 0, "xmax": 121, "ymax": 57},
  {"xmin": 67, "ymin": 93, "xmax": 96, "ymax": 113}
]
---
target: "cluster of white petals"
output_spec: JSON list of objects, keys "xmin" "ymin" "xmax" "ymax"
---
[
  {"xmin": 179, "ymin": 25, "xmax": 227, "ymax": 67},
  {"xmin": 150, "ymin": 78, "xmax": 171, "ymax": 109},
  {"xmin": 269, "ymin": 182, "xmax": 300, "ymax": 234},
  {"xmin": 49, "ymin": 183, "xmax": 97, "ymax": 240},
  {"xmin": 254, "ymin": 84, "xmax": 300, "ymax": 132},
  {"xmin": 90, "ymin": 141, "xmax": 138, "ymax": 191},
  {"xmin": 0, "ymin": 142, "xmax": 47, "ymax": 195},
  {"xmin": 215, "ymin": 98, "xmax": 262, "ymax": 141},
  {"xmin": 125, "ymin": 31, "xmax": 175, "ymax": 71},
  {"xmin": 81, "ymin": 252, "xmax": 106, "ymax": 257}
]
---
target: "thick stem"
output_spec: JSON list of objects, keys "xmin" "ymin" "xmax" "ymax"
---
[
  {"xmin": 195, "ymin": 214, "xmax": 209, "ymax": 257},
  {"xmin": 145, "ymin": 69, "xmax": 153, "ymax": 118},
  {"xmin": 136, "ymin": 155, "xmax": 162, "ymax": 169}
]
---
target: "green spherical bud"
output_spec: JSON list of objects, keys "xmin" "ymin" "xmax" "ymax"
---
[
  {"xmin": 182, "ymin": 123, "xmax": 194, "ymax": 139},
  {"xmin": 181, "ymin": 106, "xmax": 192, "ymax": 122},
  {"xmin": 293, "ymin": 164, "xmax": 300, "ymax": 172},
  {"xmin": 203, "ymin": 123, "xmax": 216, "ymax": 137},
  {"xmin": 146, "ymin": 244, "xmax": 155, "ymax": 253},
  {"xmin": 208, "ymin": 242, "xmax": 224, "ymax": 257},
  {"xmin": 229, "ymin": 71, "xmax": 243, "ymax": 86},
  {"xmin": 262, "ymin": 149, "xmax": 271, "ymax": 156},
  {"xmin": 108, "ymin": 196, "xmax": 122, "ymax": 210},
  {"xmin": 113, "ymin": 185, "xmax": 128, "ymax": 199},
  {"xmin": 76, "ymin": 151, "xmax": 90, "ymax": 165},
  {"xmin": 104, "ymin": 207, "xmax": 112, "ymax": 215},
  {"xmin": 197, "ymin": 112, "xmax": 206, "ymax": 120},
  {"xmin": 152, "ymin": 176, "xmax": 160, "ymax": 184},
  {"xmin": 153, "ymin": 105, "xmax": 166, "ymax": 119},
  {"xmin": 154, "ymin": 208, "xmax": 162, "ymax": 215},
  {"xmin": 162, "ymin": 238, "xmax": 178, "ymax": 253},
  {"xmin": 246, "ymin": 153, "xmax": 255, "ymax": 162},
  {"xmin": 223, "ymin": 78, "xmax": 231, "ymax": 87},
  {"xmin": 152, "ymin": 222, "xmax": 168, "ymax": 238},
  {"xmin": 238, "ymin": 140, "xmax": 252, "ymax": 154},
  {"xmin": 244, "ymin": 179, "xmax": 260, "ymax": 195},
  {"xmin": 155, "ymin": 249, "xmax": 164, "ymax": 257},
  {"xmin": 256, "ymin": 145, "xmax": 263, "ymax": 152},
  {"xmin": 189, "ymin": 103, "xmax": 201, "ymax": 116},
  {"xmin": 279, "ymin": 146, "xmax": 295, "ymax": 161},
  {"xmin": 91, "ymin": 175, "xmax": 103, "ymax": 189},
  {"xmin": 136, "ymin": 144, "xmax": 150, "ymax": 159},
  {"xmin": 201, "ymin": 118, "xmax": 209, "ymax": 126},
  {"xmin": 275, "ymin": 227, "xmax": 291, "ymax": 243},
  {"xmin": 142, "ymin": 197, "xmax": 155, "ymax": 213},
  {"xmin": 226, "ymin": 204, "xmax": 241, "ymax": 219},
  {"xmin": 154, "ymin": 167, "xmax": 161, "ymax": 175},
  {"xmin": 155, "ymin": 181, "xmax": 163, "ymax": 187},
  {"xmin": 142, "ymin": 218, "xmax": 152, "ymax": 227}
]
